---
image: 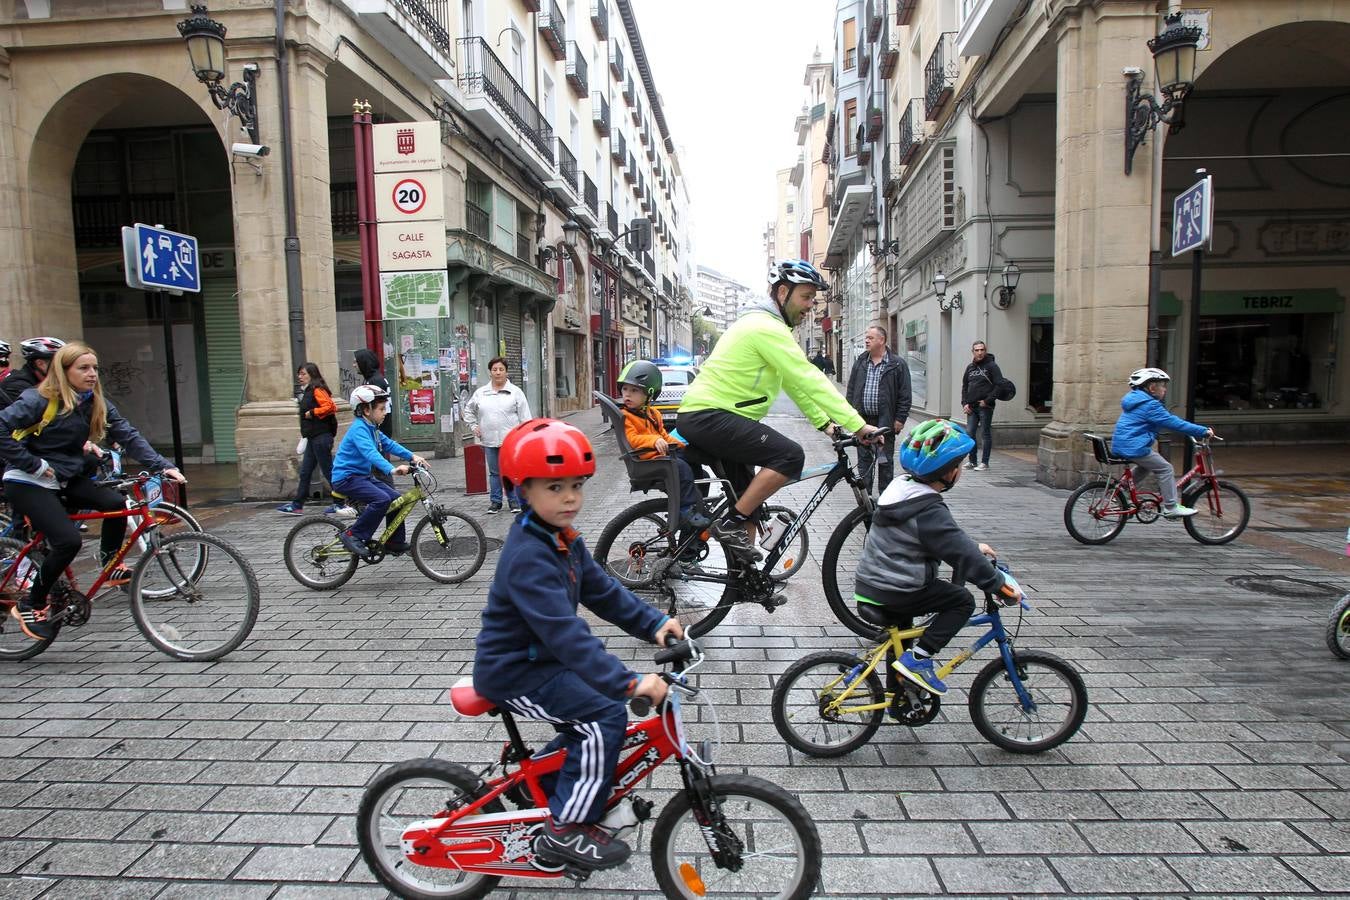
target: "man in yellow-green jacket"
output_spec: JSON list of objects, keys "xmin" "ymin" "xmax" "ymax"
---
[{"xmin": 678, "ymin": 259, "xmax": 880, "ymax": 563}]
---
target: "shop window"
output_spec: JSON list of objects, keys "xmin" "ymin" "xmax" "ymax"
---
[
  {"xmin": 1195, "ymin": 313, "xmax": 1333, "ymax": 411},
  {"xmin": 904, "ymin": 317, "xmax": 928, "ymax": 408},
  {"xmin": 1028, "ymin": 318, "xmax": 1052, "ymax": 413}
]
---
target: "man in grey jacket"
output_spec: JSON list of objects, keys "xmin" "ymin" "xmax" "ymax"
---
[{"xmin": 846, "ymin": 325, "xmax": 911, "ymax": 493}]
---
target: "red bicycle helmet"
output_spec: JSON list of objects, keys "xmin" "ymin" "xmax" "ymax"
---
[{"xmin": 499, "ymin": 418, "xmax": 596, "ymax": 489}]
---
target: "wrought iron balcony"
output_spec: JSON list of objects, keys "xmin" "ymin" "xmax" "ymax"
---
[
  {"xmin": 566, "ymin": 42, "xmax": 588, "ymax": 96},
  {"xmin": 924, "ymin": 31, "xmax": 958, "ymax": 119},
  {"xmin": 466, "ymin": 200, "xmax": 491, "ymax": 241},
  {"xmin": 866, "ymin": 0, "xmax": 882, "ymax": 40},
  {"xmin": 623, "ymin": 73, "xmax": 635, "ymax": 102},
  {"xmin": 583, "ymin": 174, "xmax": 599, "ymax": 216},
  {"xmin": 556, "ymin": 139, "xmax": 579, "ymax": 193},
  {"xmin": 609, "ymin": 39, "xmax": 624, "ymax": 79},
  {"xmin": 592, "ymin": 92, "xmax": 610, "ymax": 132},
  {"xmin": 456, "ymin": 37, "xmax": 554, "ymax": 163},
  {"xmin": 611, "ymin": 126, "xmax": 626, "ymax": 161},
  {"xmin": 390, "ymin": 0, "xmax": 452, "ymax": 54},
  {"xmin": 896, "ymin": 0, "xmax": 916, "ymax": 25},
  {"xmin": 644, "ymin": 251, "xmax": 655, "ymax": 277},
  {"xmin": 857, "ymin": 138, "xmax": 872, "ymax": 166},
  {"xmin": 643, "ymin": 126, "xmax": 656, "ymax": 160},
  {"xmin": 662, "ymin": 275, "xmax": 672, "ymax": 298},
  {"xmin": 607, "ymin": 201, "xmax": 619, "ymax": 237},
  {"xmin": 858, "ymin": 40, "xmax": 872, "ymax": 78},
  {"xmin": 590, "ymin": 0, "xmax": 608, "ymax": 40},
  {"xmin": 866, "ymin": 95, "xmax": 884, "ymax": 141},
  {"xmin": 625, "ymin": 151, "xmax": 637, "ymax": 183},
  {"xmin": 521, "ymin": 0, "xmax": 540, "ymax": 10},
  {"xmin": 897, "ymin": 98, "xmax": 923, "ymax": 166},
  {"xmin": 880, "ymin": 5, "xmax": 898, "ymax": 78},
  {"xmin": 631, "ymin": 92, "xmax": 642, "ymax": 125},
  {"xmin": 538, "ymin": 0, "xmax": 566, "ymax": 61}
]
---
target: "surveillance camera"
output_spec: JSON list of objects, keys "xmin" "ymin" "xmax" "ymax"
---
[
  {"xmin": 231, "ymin": 143, "xmax": 270, "ymax": 158},
  {"xmin": 1122, "ymin": 66, "xmax": 1144, "ymax": 78}
]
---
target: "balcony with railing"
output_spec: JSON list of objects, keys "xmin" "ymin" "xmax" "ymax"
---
[
  {"xmin": 611, "ymin": 126, "xmax": 626, "ymax": 161},
  {"xmin": 609, "ymin": 39, "xmax": 625, "ymax": 79},
  {"xmin": 590, "ymin": 0, "xmax": 608, "ymax": 40},
  {"xmin": 457, "ymin": 37, "xmax": 555, "ymax": 169},
  {"xmin": 521, "ymin": 0, "xmax": 540, "ymax": 9},
  {"xmin": 631, "ymin": 92, "xmax": 642, "ymax": 125},
  {"xmin": 897, "ymin": 97, "xmax": 923, "ymax": 164},
  {"xmin": 662, "ymin": 275, "xmax": 672, "ymax": 298},
  {"xmin": 538, "ymin": 0, "xmax": 566, "ymax": 60},
  {"xmin": 880, "ymin": 5, "xmax": 898, "ymax": 78},
  {"xmin": 924, "ymin": 31, "xmax": 958, "ymax": 119},
  {"xmin": 623, "ymin": 74, "xmax": 635, "ymax": 103},
  {"xmin": 857, "ymin": 137, "xmax": 872, "ymax": 166},
  {"xmin": 643, "ymin": 127, "xmax": 656, "ymax": 160},
  {"xmin": 606, "ymin": 201, "xmax": 619, "ymax": 238},
  {"xmin": 896, "ymin": 0, "xmax": 917, "ymax": 24},
  {"xmin": 554, "ymin": 139, "xmax": 579, "ymax": 194},
  {"xmin": 592, "ymin": 92, "xmax": 610, "ymax": 132},
  {"xmin": 858, "ymin": 40, "xmax": 872, "ymax": 78},
  {"xmin": 566, "ymin": 42, "xmax": 588, "ymax": 96},
  {"xmin": 349, "ymin": 0, "xmax": 456, "ymax": 79},
  {"xmin": 866, "ymin": 0, "xmax": 882, "ymax": 40},
  {"xmin": 583, "ymin": 174, "xmax": 599, "ymax": 217},
  {"xmin": 466, "ymin": 200, "xmax": 491, "ymax": 241},
  {"xmin": 866, "ymin": 94, "xmax": 884, "ymax": 141},
  {"xmin": 643, "ymin": 250, "xmax": 656, "ymax": 278},
  {"xmin": 391, "ymin": 0, "xmax": 452, "ymax": 54},
  {"xmin": 625, "ymin": 151, "xmax": 637, "ymax": 183}
]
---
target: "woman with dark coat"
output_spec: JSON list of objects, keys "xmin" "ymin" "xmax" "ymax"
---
[{"xmin": 277, "ymin": 363, "xmax": 345, "ymax": 515}]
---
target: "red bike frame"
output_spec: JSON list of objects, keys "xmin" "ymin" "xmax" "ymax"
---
[
  {"xmin": 399, "ymin": 709, "xmax": 681, "ymax": 879},
  {"xmin": 1098, "ymin": 440, "xmax": 1224, "ymax": 518}
]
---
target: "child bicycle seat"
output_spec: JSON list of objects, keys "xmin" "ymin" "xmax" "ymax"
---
[{"xmin": 449, "ymin": 677, "xmax": 497, "ymax": 717}]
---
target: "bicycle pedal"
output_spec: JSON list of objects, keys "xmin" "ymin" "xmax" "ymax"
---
[{"xmin": 559, "ymin": 864, "xmax": 592, "ymax": 884}]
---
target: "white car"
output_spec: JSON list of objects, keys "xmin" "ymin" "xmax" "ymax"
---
[{"xmin": 652, "ymin": 364, "xmax": 697, "ymax": 427}]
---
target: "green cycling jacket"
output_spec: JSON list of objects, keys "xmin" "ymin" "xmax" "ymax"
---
[{"xmin": 678, "ymin": 301, "xmax": 865, "ymax": 433}]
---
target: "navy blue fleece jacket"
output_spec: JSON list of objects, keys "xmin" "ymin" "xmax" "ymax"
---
[{"xmin": 473, "ymin": 514, "xmax": 668, "ymax": 701}]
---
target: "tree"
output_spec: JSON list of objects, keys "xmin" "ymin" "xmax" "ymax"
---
[{"xmin": 692, "ymin": 314, "xmax": 721, "ymax": 357}]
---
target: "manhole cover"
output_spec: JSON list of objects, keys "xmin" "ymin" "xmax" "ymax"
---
[
  {"xmin": 1226, "ymin": 574, "xmax": 1341, "ymax": 600},
  {"xmin": 485, "ymin": 537, "xmax": 504, "ymax": 552}
]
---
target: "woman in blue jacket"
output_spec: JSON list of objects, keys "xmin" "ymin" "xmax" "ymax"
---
[{"xmin": 1110, "ymin": 368, "xmax": 1213, "ymax": 518}]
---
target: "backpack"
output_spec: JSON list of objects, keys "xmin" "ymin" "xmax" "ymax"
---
[{"xmin": 994, "ymin": 377, "xmax": 1017, "ymax": 402}]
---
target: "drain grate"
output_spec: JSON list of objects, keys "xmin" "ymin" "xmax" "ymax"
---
[{"xmin": 1225, "ymin": 574, "xmax": 1341, "ymax": 600}]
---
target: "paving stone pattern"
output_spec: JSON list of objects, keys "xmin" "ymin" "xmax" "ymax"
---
[{"xmin": 0, "ymin": 405, "xmax": 1347, "ymax": 897}]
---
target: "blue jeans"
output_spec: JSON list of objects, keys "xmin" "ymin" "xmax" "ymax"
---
[
  {"xmin": 499, "ymin": 668, "xmax": 627, "ymax": 824},
  {"xmin": 333, "ymin": 474, "xmax": 405, "ymax": 544},
  {"xmin": 966, "ymin": 405, "xmax": 993, "ymax": 465},
  {"xmin": 294, "ymin": 431, "xmax": 334, "ymax": 504},
  {"xmin": 483, "ymin": 446, "xmax": 520, "ymax": 507}
]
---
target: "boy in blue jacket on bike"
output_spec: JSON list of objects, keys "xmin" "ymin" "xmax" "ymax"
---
[
  {"xmin": 473, "ymin": 419, "xmax": 683, "ymax": 873},
  {"xmin": 331, "ymin": 385, "xmax": 425, "ymax": 559},
  {"xmin": 1111, "ymin": 368, "xmax": 1213, "ymax": 518}
]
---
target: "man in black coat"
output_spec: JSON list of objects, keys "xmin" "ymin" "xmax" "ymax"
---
[
  {"xmin": 846, "ymin": 325, "xmax": 911, "ymax": 493},
  {"xmin": 960, "ymin": 340, "xmax": 1003, "ymax": 470},
  {"xmin": 0, "ymin": 337, "xmax": 64, "ymax": 410}
]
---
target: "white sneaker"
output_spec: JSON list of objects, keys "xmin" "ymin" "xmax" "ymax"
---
[
  {"xmin": 1162, "ymin": 504, "xmax": 1198, "ymax": 518},
  {"xmin": 963, "ymin": 462, "xmax": 976, "ymax": 470},
  {"xmin": 973, "ymin": 463, "xmax": 987, "ymax": 471}
]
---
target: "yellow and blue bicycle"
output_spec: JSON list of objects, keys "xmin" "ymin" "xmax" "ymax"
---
[{"xmin": 772, "ymin": 566, "xmax": 1088, "ymax": 755}]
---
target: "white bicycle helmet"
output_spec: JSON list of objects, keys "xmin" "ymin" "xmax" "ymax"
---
[
  {"xmin": 350, "ymin": 384, "xmax": 390, "ymax": 408},
  {"xmin": 1128, "ymin": 367, "xmax": 1170, "ymax": 387},
  {"xmin": 20, "ymin": 337, "xmax": 65, "ymax": 361},
  {"xmin": 768, "ymin": 259, "xmax": 828, "ymax": 291}
]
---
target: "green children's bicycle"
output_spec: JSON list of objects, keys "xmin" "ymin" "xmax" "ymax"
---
[{"xmin": 283, "ymin": 464, "xmax": 487, "ymax": 589}]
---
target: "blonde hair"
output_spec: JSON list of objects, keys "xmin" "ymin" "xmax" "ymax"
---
[{"xmin": 39, "ymin": 341, "xmax": 107, "ymax": 444}]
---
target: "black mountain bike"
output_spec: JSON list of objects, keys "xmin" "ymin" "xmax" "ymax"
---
[{"xmin": 592, "ymin": 431, "xmax": 890, "ymax": 639}]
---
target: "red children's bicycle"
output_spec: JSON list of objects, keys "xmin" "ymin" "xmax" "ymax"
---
[
  {"xmin": 1063, "ymin": 434, "xmax": 1251, "ymax": 546},
  {"xmin": 356, "ymin": 639, "xmax": 821, "ymax": 899}
]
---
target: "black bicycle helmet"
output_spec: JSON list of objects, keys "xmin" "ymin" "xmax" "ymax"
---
[
  {"xmin": 20, "ymin": 337, "xmax": 65, "ymax": 361},
  {"xmin": 617, "ymin": 359, "xmax": 663, "ymax": 401}
]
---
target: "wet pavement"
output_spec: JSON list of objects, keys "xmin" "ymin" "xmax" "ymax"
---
[{"xmin": 0, "ymin": 402, "xmax": 1346, "ymax": 898}]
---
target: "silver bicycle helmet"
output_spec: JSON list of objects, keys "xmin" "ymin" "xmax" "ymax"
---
[{"xmin": 1128, "ymin": 367, "xmax": 1170, "ymax": 387}]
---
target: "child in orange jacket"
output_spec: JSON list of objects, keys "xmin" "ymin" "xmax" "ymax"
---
[{"xmin": 618, "ymin": 361, "xmax": 710, "ymax": 530}]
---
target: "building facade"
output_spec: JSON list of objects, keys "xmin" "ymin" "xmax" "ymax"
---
[
  {"xmin": 0, "ymin": 0, "xmax": 693, "ymax": 497},
  {"xmin": 695, "ymin": 265, "xmax": 755, "ymax": 337}
]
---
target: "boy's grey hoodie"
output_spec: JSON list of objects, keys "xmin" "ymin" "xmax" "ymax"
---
[{"xmin": 854, "ymin": 476, "xmax": 1005, "ymax": 603}]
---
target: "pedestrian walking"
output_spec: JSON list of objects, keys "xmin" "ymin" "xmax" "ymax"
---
[
  {"xmin": 278, "ymin": 363, "xmax": 348, "ymax": 516},
  {"xmin": 961, "ymin": 341, "xmax": 1003, "ymax": 471},
  {"xmin": 845, "ymin": 325, "xmax": 911, "ymax": 494},
  {"xmin": 463, "ymin": 357, "xmax": 531, "ymax": 514}
]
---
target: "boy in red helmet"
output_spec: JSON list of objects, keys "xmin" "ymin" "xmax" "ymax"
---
[{"xmin": 473, "ymin": 418, "xmax": 684, "ymax": 872}]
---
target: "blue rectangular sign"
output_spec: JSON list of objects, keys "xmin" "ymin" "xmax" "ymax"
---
[
  {"xmin": 1171, "ymin": 176, "xmax": 1213, "ymax": 257},
  {"xmin": 132, "ymin": 223, "xmax": 200, "ymax": 293}
]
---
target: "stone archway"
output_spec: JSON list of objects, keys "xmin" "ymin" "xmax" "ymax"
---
[{"xmin": 20, "ymin": 73, "xmax": 216, "ymax": 338}]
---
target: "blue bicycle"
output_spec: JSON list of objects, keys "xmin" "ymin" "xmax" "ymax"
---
[{"xmin": 771, "ymin": 564, "xmax": 1088, "ymax": 754}]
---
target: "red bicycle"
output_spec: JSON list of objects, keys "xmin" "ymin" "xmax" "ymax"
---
[
  {"xmin": 356, "ymin": 638, "xmax": 821, "ymax": 899},
  {"xmin": 1063, "ymin": 434, "xmax": 1251, "ymax": 545}
]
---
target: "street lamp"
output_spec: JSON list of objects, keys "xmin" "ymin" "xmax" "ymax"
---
[
  {"xmin": 177, "ymin": 3, "xmax": 261, "ymax": 144},
  {"xmin": 993, "ymin": 260, "xmax": 1021, "ymax": 310},
  {"xmin": 932, "ymin": 271, "xmax": 962, "ymax": 312},
  {"xmin": 1124, "ymin": 11, "xmax": 1203, "ymax": 175},
  {"xmin": 539, "ymin": 219, "xmax": 583, "ymax": 267},
  {"xmin": 862, "ymin": 213, "xmax": 899, "ymax": 258}
]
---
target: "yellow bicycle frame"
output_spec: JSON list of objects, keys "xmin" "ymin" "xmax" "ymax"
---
[{"xmin": 818, "ymin": 624, "xmax": 981, "ymax": 716}]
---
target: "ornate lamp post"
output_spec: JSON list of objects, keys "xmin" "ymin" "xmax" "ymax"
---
[{"xmin": 178, "ymin": 3, "xmax": 261, "ymax": 144}]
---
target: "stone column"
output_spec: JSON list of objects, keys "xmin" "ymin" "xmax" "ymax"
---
[
  {"xmin": 1037, "ymin": 2, "xmax": 1159, "ymax": 488},
  {"xmin": 232, "ymin": 42, "xmax": 335, "ymax": 499},
  {"xmin": 0, "ymin": 47, "xmax": 33, "ymax": 343}
]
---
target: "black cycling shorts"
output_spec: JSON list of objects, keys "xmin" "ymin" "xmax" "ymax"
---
[{"xmin": 677, "ymin": 409, "xmax": 806, "ymax": 499}]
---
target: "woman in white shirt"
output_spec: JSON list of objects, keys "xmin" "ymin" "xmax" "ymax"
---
[{"xmin": 463, "ymin": 356, "xmax": 531, "ymax": 513}]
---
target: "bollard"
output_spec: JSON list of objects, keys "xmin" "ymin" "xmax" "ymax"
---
[{"xmin": 463, "ymin": 442, "xmax": 488, "ymax": 495}]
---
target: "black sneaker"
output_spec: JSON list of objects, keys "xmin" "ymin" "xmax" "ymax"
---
[
  {"xmin": 534, "ymin": 818, "xmax": 631, "ymax": 870},
  {"xmin": 10, "ymin": 603, "xmax": 57, "ymax": 641},
  {"xmin": 709, "ymin": 519, "xmax": 763, "ymax": 565},
  {"xmin": 339, "ymin": 530, "xmax": 371, "ymax": 560},
  {"xmin": 486, "ymin": 503, "xmax": 502, "ymax": 515}
]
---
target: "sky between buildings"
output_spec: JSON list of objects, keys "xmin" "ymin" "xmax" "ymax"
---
[{"xmin": 629, "ymin": 0, "xmax": 836, "ymax": 292}]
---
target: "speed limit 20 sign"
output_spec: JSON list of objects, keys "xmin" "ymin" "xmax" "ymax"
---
[{"xmin": 374, "ymin": 170, "xmax": 444, "ymax": 223}]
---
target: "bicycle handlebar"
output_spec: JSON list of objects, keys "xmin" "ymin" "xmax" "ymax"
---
[
  {"xmin": 628, "ymin": 635, "xmax": 699, "ymax": 716},
  {"xmin": 833, "ymin": 426, "xmax": 893, "ymax": 450}
]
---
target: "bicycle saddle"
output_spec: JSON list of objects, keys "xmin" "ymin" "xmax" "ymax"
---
[
  {"xmin": 449, "ymin": 677, "xmax": 497, "ymax": 717},
  {"xmin": 855, "ymin": 603, "xmax": 915, "ymax": 628}
]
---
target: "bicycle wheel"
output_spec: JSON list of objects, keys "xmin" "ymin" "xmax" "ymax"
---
[
  {"xmin": 1182, "ymin": 480, "xmax": 1251, "ymax": 545},
  {"xmin": 1326, "ymin": 593, "xmax": 1350, "ymax": 660},
  {"xmin": 1063, "ymin": 479, "xmax": 1128, "ymax": 545},
  {"xmin": 356, "ymin": 758, "xmax": 503, "ymax": 900},
  {"xmin": 129, "ymin": 532, "xmax": 260, "ymax": 661},
  {"xmin": 650, "ymin": 773, "xmax": 820, "ymax": 900},
  {"xmin": 761, "ymin": 505, "xmax": 808, "ymax": 583},
  {"xmin": 771, "ymin": 650, "xmax": 884, "ymax": 757},
  {"xmin": 411, "ymin": 510, "xmax": 487, "ymax": 585},
  {"xmin": 821, "ymin": 507, "xmax": 884, "ymax": 640},
  {"xmin": 128, "ymin": 503, "xmax": 206, "ymax": 599},
  {"xmin": 283, "ymin": 514, "xmax": 358, "ymax": 590},
  {"xmin": 0, "ymin": 538, "xmax": 55, "ymax": 661},
  {"xmin": 968, "ymin": 650, "xmax": 1088, "ymax": 753},
  {"xmin": 592, "ymin": 497, "xmax": 732, "ymax": 637}
]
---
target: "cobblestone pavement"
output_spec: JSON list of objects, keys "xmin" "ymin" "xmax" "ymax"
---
[{"xmin": 0, "ymin": 404, "xmax": 1347, "ymax": 898}]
